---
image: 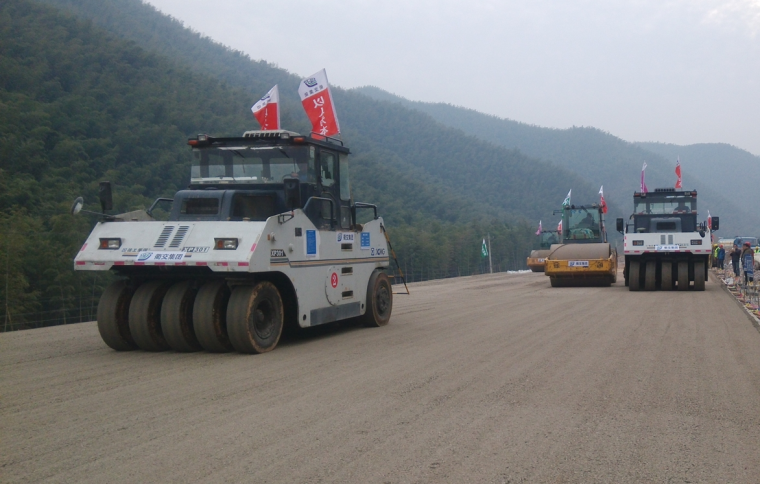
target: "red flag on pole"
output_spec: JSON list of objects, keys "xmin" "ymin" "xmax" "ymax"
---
[
  {"xmin": 599, "ymin": 185, "xmax": 608, "ymax": 214},
  {"xmin": 641, "ymin": 162, "xmax": 648, "ymax": 193},
  {"xmin": 298, "ymin": 69, "xmax": 340, "ymax": 137},
  {"xmin": 558, "ymin": 219, "xmax": 563, "ymax": 233},
  {"xmin": 535, "ymin": 220, "xmax": 542, "ymax": 236},
  {"xmin": 707, "ymin": 211, "xmax": 712, "ymax": 230},
  {"xmin": 675, "ymin": 157, "xmax": 682, "ymax": 189},
  {"xmin": 251, "ymin": 85, "xmax": 280, "ymax": 131}
]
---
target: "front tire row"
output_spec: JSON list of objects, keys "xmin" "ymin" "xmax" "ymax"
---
[
  {"xmin": 97, "ymin": 271, "xmax": 393, "ymax": 354},
  {"xmin": 626, "ymin": 259, "xmax": 707, "ymax": 292}
]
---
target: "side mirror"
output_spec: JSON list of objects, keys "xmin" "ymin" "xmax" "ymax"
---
[
  {"xmin": 616, "ymin": 218, "xmax": 624, "ymax": 234},
  {"xmin": 711, "ymin": 217, "xmax": 719, "ymax": 231},
  {"xmin": 71, "ymin": 197, "xmax": 84, "ymax": 215},
  {"xmin": 99, "ymin": 181, "xmax": 113, "ymax": 212},
  {"xmin": 283, "ymin": 178, "xmax": 301, "ymax": 210}
]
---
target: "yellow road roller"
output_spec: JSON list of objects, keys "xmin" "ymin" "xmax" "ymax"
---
[
  {"xmin": 545, "ymin": 204, "xmax": 617, "ymax": 287},
  {"xmin": 526, "ymin": 229, "xmax": 561, "ymax": 272}
]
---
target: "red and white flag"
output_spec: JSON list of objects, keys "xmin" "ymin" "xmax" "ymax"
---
[
  {"xmin": 707, "ymin": 211, "xmax": 712, "ymax": 230},
  {"xmin": 599, "ymin": 185, "xmax": 608, "ymax": 214},
  {"xmin": 298, "ymin": 69, "xmax": 340, "ymax": 137},
  {"xmin": 557, "ymin": 219, "xmax": 563, "ymax": 233},
  {"xmin": 640, "ymin": 162, "xmax": 649, "ymax": 193},
  {"xmin": 675, "ymin": 157, "xmax": 682, "ymax": 189},
  {"xmin": 536, "ymin": 220, "xmax": 542, "ymax": 236},
  {"xmin": 251, "ymin": 85, "xmax": 280, "ymax": 131}
]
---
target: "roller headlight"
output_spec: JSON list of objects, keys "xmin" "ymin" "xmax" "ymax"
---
[
  {"xmin": 214, "ymin": 238, "xmax": 238, "ymax": 250},
  {"xmin": 99, "ymin": 238, "xmax": 121, "ymax": 249}
]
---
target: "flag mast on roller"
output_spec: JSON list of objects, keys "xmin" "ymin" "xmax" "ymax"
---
[
  {"xmin": 298, "ymin": 69, "xmax": 341, "ymax": 138},
  {"xmin": 675, "ymin": 157, "xmax": 683, "ymax": 189},
  {"xmin": 251, "ymin": 85, "xmax": 280, "ymax": 130}
]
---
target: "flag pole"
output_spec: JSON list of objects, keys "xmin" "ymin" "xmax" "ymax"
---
[{"xmin": 487, "ymin": 233, "xmax": 493, "ymax": 274}]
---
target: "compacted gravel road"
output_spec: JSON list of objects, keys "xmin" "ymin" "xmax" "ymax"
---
[{"xmin": 3, "ymin": 272, "xmax": 760, "ymax": 483}]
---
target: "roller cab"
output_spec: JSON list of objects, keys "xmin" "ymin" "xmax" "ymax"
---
[
  {"xmin": 545, "ymin": 204, "xmax": 617, "ymax": 287},
  {"xmin": 526, "ymin": 230, "xmax": 561, "ymax": 272}
]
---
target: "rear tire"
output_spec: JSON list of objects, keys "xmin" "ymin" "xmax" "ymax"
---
[
  {"xmin": 97, "ymin": 280, "xmax": 137, "ymax": 351},
  {"xmin": 677, "ymin": 261, "xmax": 689, "ymax": 291},
  {"xmin": 227, "ymin": 282, "xmax": 284, "ymax": 354},
  {"xmin": 362, "ymin": 271, "xmax": 393, "ymax": 327},
  {"xmin": 129, "ymin": 280, "xmax": 171, "ymax": 351},
  {"xmin": 629, "ymin": 260, "xmax": 641, "ymax": 291},
  {"xmin": 161, "ymin": 281, "xmax": 202, "ymax": 352},
  {"xmin": 661, "ymin": 262, "xmax": 673, "ymax": 291},
  {"xmin": 694, "ymin": 261, "xmax": 706, "ymax": 291},
  {"xmin": 193, "ymin": 280, "xmax": 233, "ymax": 352},
  {"xmin": 644, "ymin": 260, "xmax": 656, "ymax": 291}
]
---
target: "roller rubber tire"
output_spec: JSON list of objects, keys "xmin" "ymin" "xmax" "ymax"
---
[
  {"xmin": 161, "ymin": 281, "xmax": 202, "ymax": 352},
  {"xmin": 677, "ymin": 261, "xmax": 689, "ymax": 291},
  {"xmin": 661, "ymin": 262, "xmax": 673, "ymax": 291},
  {"xmin": 193, "ymin": 280, "xmax": 233, "ymax": 352},
  {"xmin": 694, "ymin": 261, "xmax": 706, "ymax": 291},
  {"xmin": 227, "ymin": 282, "xmax": 284, "ymax": 354},
  {"xmin": 97, "ymin": 280, "xmax": 137, "ymax": 351},
  {"xmin": 129, "ymin": 280, "xmax": 171, "ymax": 351},
  {"xmin": 362, "ymin": 271, "xmax": 393, "ymax": 327},
  {"xmin": 644, "ymin": 260, "xmax": 656, "ymax": 291},
  {"xmin": 628, "ymin": 260, "xmax": 641, "ymax": 291}
]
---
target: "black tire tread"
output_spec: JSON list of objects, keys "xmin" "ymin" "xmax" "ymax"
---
[
  {"xmin": 193, "ymin": 280, "xmax": 233, "ymax": 352},
  {"xmin": 362, "ymin": 271, "xmax": 393, "ymax": 327},
  {"xmin": 129, "ymin": 280, "xmax": 171, "ymax": 351},
  {"xmin": 97, "ymin": 280, "xmax": 137, "ymax": 351},
  {"xmin": 161, "ymin": 281, "xmax": 202, "ymax": 352},
  {"xmin": 227, "ymin": 282, "xmax": 284, "ymax": 354}
]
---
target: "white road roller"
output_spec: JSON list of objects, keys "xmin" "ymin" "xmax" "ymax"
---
[
  {"xmin": 73, "ymin": 130, "xmax": 393, "ymax": 353},
  {"xmin": 617, "ymin": 188, "xmax": 718, "ymax": 291}
]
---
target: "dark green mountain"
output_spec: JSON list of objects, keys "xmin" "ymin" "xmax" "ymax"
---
[
  {"xmin": 35, "ymin": 0, "xmax": 600, "ymax": 221},
  {"xmin": 2, "ymin": 0, "xmax": 585, "ymax": 329},
  {"xmin": 355, "ymin": 86, "xmax": 757, "ymax": 236}
]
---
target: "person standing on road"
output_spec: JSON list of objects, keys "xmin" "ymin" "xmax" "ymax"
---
[
  {"xmin": 730, "ymin": 244, "xmax": 741, "ymax": 277},
  {"xmin": 741, "ymin": 242, "xmax": 754, "ymax": 283},
  {"xmin": 717, "ymin": 244, "xmax": 725, "ymax": 270}
]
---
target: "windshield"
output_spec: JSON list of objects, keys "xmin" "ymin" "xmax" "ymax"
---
[
  {"xmin": 634, "ymin": 195, "xmax": 696, "ymax": 215},
  {"xmin": 191, "ymin": 145, "xmax": 315, "ymax": 184},
  {"xmin": 538, "ymin": 230, "xmax": 560, "ymax": 249},
  {"xmin": 566, "ymin": 208, "xmax": 601, "ymax": 240}
]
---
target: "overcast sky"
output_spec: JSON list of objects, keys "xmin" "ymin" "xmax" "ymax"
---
[{"xmin": 144, "ymin": 0, "xmax": 760, "ymax": 155}]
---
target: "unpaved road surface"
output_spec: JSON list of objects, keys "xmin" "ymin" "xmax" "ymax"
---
[{"xmin": 3, "ymin": 272, "xmax": 760, "ymax": 483}]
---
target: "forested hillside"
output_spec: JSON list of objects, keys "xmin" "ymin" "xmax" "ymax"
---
[
  {"xmin": 2, "ymin": 0, "xmax": 580, "ymax": 329},
  {"xmin": 355, "ymin": 86, "xmax": 757, "ymax": 235}
]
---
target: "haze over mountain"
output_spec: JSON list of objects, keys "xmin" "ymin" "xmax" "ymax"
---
[
  {"xmin": 355, "ymin": 86, "xmax": 759, "ymax": 236},
  {"xmin": 138, "ymin": 0, "xmax": 760, "ymax": 156}
]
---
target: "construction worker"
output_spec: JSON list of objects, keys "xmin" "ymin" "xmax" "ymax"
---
[{"xmin": 717, "ymin": 244, "xmax": 725, "ymax": 270}]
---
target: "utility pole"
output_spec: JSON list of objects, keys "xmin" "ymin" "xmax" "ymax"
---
[{"xmin": 487, "ymin": 233, "xmax": 493, "ymax": 274}]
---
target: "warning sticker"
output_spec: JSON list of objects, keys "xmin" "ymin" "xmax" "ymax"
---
[{"xmin": 360, "ymin": 232, "xmax": 370, "ymax": 250}]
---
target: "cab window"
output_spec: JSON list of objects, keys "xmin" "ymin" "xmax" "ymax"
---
[
  {"xmin": 320, "ymin": 152, "xmax": 335, "ymax": 187},
  {"xmin": 339, "ymin": 154, "xmax": 350, "ymax": 201}
]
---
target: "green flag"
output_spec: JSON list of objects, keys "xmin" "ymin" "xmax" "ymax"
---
[
  {"xmin": 481, "ymin": 238, "xmax": 488, "ymax": 257},
  {"xmin": 562, "ymin": 189, "xmax": 572, "ymax": 208}
]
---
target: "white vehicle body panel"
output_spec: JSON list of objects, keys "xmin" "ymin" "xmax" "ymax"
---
[
  {"xmin": 74, "ymin": 210, "xmax": 390, "ymax": 328},
  {"xmin": 623, "ymin": 232, "xmax": 712, "ymax": 256}
]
